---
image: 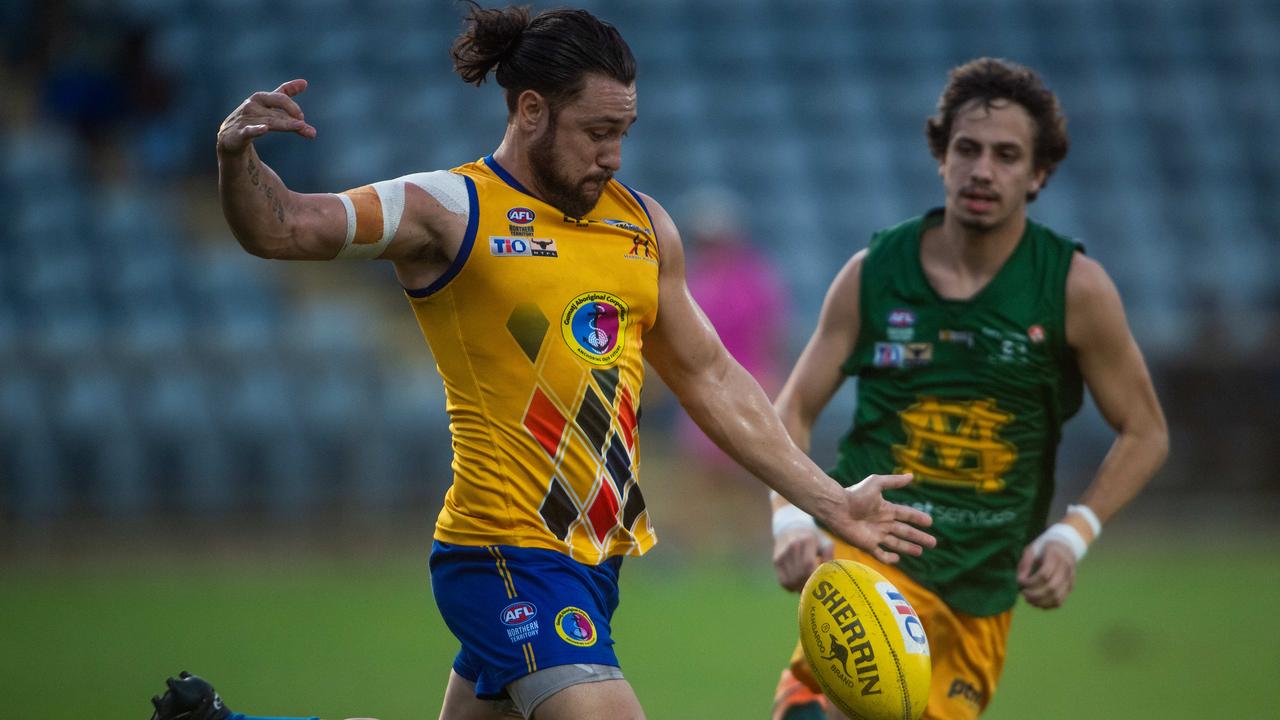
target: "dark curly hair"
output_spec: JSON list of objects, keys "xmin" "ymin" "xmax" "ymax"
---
[
  {"xmin": 451, "ymin": 2, "xmax": 636, "ymax": 116},
  {"xmin": 926, "ymin": 58, "xmax": 1068, "ymax": 201}
]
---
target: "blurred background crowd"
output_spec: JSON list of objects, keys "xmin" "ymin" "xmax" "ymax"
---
[{"xmin": 1, "ymin": 0, "xmax": 1277, "ymax": 550}]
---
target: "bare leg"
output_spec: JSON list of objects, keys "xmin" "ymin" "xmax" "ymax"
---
[
  {"xmin": 530, "ymin": 678, "xmax": 644, "ymax": 720},
  {"xmin": 439, "ymin": 670, "xmax": 521, "ymax": 720}
]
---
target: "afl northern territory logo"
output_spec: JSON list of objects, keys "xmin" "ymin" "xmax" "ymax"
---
[{"xmin": 562, "ymin": 291, "xmax": 628, "ymax": 366}]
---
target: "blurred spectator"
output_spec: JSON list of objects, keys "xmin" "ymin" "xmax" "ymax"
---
[
  {"xmin": 8, "ymin": 0, "xmax": 175, "ymax": 178},
  {"xmin": 677, "ymin": 186, "xmax": 788, "ymax": 479}
]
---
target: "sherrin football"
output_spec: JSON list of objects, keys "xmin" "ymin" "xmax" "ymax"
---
[{"xmin": 798, "ymin": 560, "xmax": 931, "ymax": 720}]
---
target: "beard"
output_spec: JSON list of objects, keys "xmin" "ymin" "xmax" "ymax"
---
[
  {"xmin": 528, "ymin": 117, "xmax": 611, "ymax": 219},
  {"xmin": 956, "ymin": 212, "xmax": 1000, "ymax": 231}
]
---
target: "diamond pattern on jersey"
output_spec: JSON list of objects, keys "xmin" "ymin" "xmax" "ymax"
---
[
  {"xmin": 603, "ymin": 434, "xmax": 632, "ymax": 496},
  {"xmin": 585, "ymin": 474, "xmax": 621, "ymax": 544},
  {"xmin": 524, "ymin": 386, "xmax": 568, "ymax": 458},
  {"xmin": 575, "ymin": 386, "xmax": 611, "ymax": 453},
  {"xmin": 592, "ymin": 367, "xmax": 620, "ymax": 404},
  {"xmin": 507, "ymin": 302, "xmax": 550, "ymax": 364},
  {"xmin": 621, "ymin": 482, "xmax": 647, "ymax": 530},
  {"xmin": 539, "ymin": 476, "xmax": 578, "ymax": 541},
  {"xmin": 529, "ymin": 376, "xmax": 645, "ymax": 557},
  {"xmin": 616, "ymin": 385, "xmax": 638, "ymax": 451}
]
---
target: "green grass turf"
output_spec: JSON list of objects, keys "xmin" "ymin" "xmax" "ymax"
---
[{"xmin": 1, "ymin": 539, "xmax": 1276, "ymax": 719}]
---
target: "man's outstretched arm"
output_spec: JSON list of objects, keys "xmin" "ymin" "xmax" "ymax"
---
[
  {"xmin": 216, "ymin": 79, "xmax": 457, "ymax": 274},
  {"xmin": 637, "ymin": 193, "xmax": 933, "ymax": 565},
  {"xmin": 769, "ymin": 250, "xmax": 868, "ymax": 590},
  {"xmin": 215, "ymin": 79, "xmax": 348, "ymax": 261}
]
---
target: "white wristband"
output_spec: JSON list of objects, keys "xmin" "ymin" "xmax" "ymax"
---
[
  {"xmin": 1067, "ymin": 504, "xmax": 1102, "ymax": 539},
  {"xmin": 1030, "ymin": 523, "xmax": 1089, "ymax": 562},
  {"xmin": 772, "ymin": 504, "xmax": 817, "ymax": 537}
]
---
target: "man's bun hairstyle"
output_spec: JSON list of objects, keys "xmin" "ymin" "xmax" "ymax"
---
[
  {"xmin": 451, "ymin": 2, "xmax": 636, "ymax": 115},
  {"xmin": 451, "ymin": 3, "xmax": 532, "ymax": 87}
]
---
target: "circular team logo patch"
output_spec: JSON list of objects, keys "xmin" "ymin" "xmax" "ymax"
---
[
  {"xmin": 561, "ymin": 291, "xmax": 629, "ymax": 367},
  {"xmin": 554, "ymin": 606, "xmax": 597, "ymax": 647}
]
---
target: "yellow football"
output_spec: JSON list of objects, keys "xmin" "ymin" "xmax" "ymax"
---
[{"xmin": 798, "ymin": 559, "xmax": 931, "ymax": 720}]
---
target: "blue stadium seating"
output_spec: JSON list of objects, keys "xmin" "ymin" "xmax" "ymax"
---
[{"xmin": 2, "ymin": 0, "xmax": 1276, "ymax": 519}]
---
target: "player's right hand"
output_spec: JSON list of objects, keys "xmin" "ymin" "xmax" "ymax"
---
[
  {"xmin": 217, "ymin": 79, "xmax": 318, "ymax": 154},
  {"xmin": 823, "ymin": 473, "xmax": 935, "ymax": 566},
  {"xmin": 773, "ymin": 525, "xmax": 833, "ymax": 592}
]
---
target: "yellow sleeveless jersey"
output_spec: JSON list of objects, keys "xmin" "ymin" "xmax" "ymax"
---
[{"xmin": 407, "ymin": 156, "xmax": 661, "ymax": 564}]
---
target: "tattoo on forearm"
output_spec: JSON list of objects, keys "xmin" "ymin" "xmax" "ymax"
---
[{"xmin": 245, "ymin": 156, "xmax": 285, "ymax": 223}]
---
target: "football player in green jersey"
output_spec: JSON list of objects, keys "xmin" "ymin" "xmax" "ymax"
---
[{"xmin": 770, "ymin": 58, "xmax": 1169, "ymax": 720}]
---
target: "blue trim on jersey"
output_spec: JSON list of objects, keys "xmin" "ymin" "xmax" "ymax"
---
[
  {"xmin": 483, "ymin": 154, "xmax": 535, "ymax": 196},
  {"xmin": 430, "ymin": 541, "xmax": 624, "ymax": 700},
  {"xmin": 404, "ymin": 174, "xmax": 479, "ymax": 298},
  {"xmin": 619, "ymin": 181, "xmax": 658, "ymax": 249}
]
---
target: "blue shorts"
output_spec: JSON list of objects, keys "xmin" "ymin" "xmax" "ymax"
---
[{"xmin": 429, "ymin": 541, "xmax": 624, "ymax": 699}]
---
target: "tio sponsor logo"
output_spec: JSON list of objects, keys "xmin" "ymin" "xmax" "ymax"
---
[
  {"xmin": 507, "ymin": 207, "xmax": 536, "ymax": 224},
  {"xmin": 491, "ymin": 236, "xmax": 531, "ymax": 256},
  {"xmin": 500, "ymin": 601, "xmax": 537, "ymax": 626},
  {"xmin": 490, "ymin": 236, "xmax": 557, "ymax": 257}
]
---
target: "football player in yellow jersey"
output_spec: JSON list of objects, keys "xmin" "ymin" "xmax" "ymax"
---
[{"xmin": 207, "ymin": 5, "xmax": 934, "ymax": 720}]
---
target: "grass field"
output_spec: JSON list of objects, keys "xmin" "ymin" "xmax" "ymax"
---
[{"xmin": 2, "ymin": 535, "xmax": 1276, "ymax": 719}]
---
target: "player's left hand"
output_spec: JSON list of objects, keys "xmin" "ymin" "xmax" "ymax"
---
[
  {"xmin": 1017, "ymin": 539, "xmax": 1077, "ymax": 609},
  {"xmin": 825, "ymin": 473, "xmax": 935, "ymax": 565},
  {"xmin": 773, "ymin": 525, "xmax": 834, "ymax": 592}
]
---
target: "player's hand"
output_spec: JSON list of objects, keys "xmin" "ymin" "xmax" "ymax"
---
[
  {"xmin": 1017, "ymin": 538, "xmax": 1076, "ymax": 608},
  {"xmin": 773, "ymin": 525, "xmax": 833, "ymax": 592},
  {"xmin": 217, "ymin": 79, "xmax": 318, "ymax": 154},
  {"xmin": 823, "ymin": 473, "xmax": 935, "ymax": 565}
]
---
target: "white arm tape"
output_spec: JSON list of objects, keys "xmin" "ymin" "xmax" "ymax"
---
[
  {"xmin": 772, "ymin": 504, "xmax": 815, "ymax": 536},
  {"xmin": 772, "ymin": 505, "xmax": 832, "ymax": 550},
  {"xmin": 404, "ymin": 170, "xmax": 469, "ymax": 215},
  {"xmin": 337, "ymin": 193, "xmax": 357, "ymax": 247},
  {"xmin": 1030, "ymin": 523, "xmax": 1089, "ymax": 562},
  {"xmin": 1067, "ymin": 503, "xmax": 1102, "ymax": 537},
  {"xmin": 334, "ymin": 170, "xmax": 467, "ymax": 260}
]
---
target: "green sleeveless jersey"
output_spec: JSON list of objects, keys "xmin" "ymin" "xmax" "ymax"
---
[{"xmin": 833, "ymin": 209, "xmax": 1084, "ymax": 616}]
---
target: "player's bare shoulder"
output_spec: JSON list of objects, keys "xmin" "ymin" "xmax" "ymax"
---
[
  {"xmin": 1064, "ymin": 250, "xmax": 1128, "ymax": 350},
  {"xmin": 820, "ymin": 249, "xmax": 868, "ymax": 324},
  {"xmin": 397, "ymin": 170, "xmax": 472, "ymax": 264}
]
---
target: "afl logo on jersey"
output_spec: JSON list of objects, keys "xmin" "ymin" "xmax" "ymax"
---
[
  {"xmin": 888, "ymin": 309, "xmax": 916, "ymax": 327},
  {"xmin": 500, "ymin": 601, "xmax": 537, "ymax": 626},
  {"xmin": 562, "ymin": 291, "xmax": 629, "ymax": 367},
  {"xmin": 507, "ymin": 207, "xmax": 536, "ymax": 224}
]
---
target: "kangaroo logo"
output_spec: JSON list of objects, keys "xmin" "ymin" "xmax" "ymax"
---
[{"xmin": 820, "ymin": 633, "xmax": 852, "ymax": 675}]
